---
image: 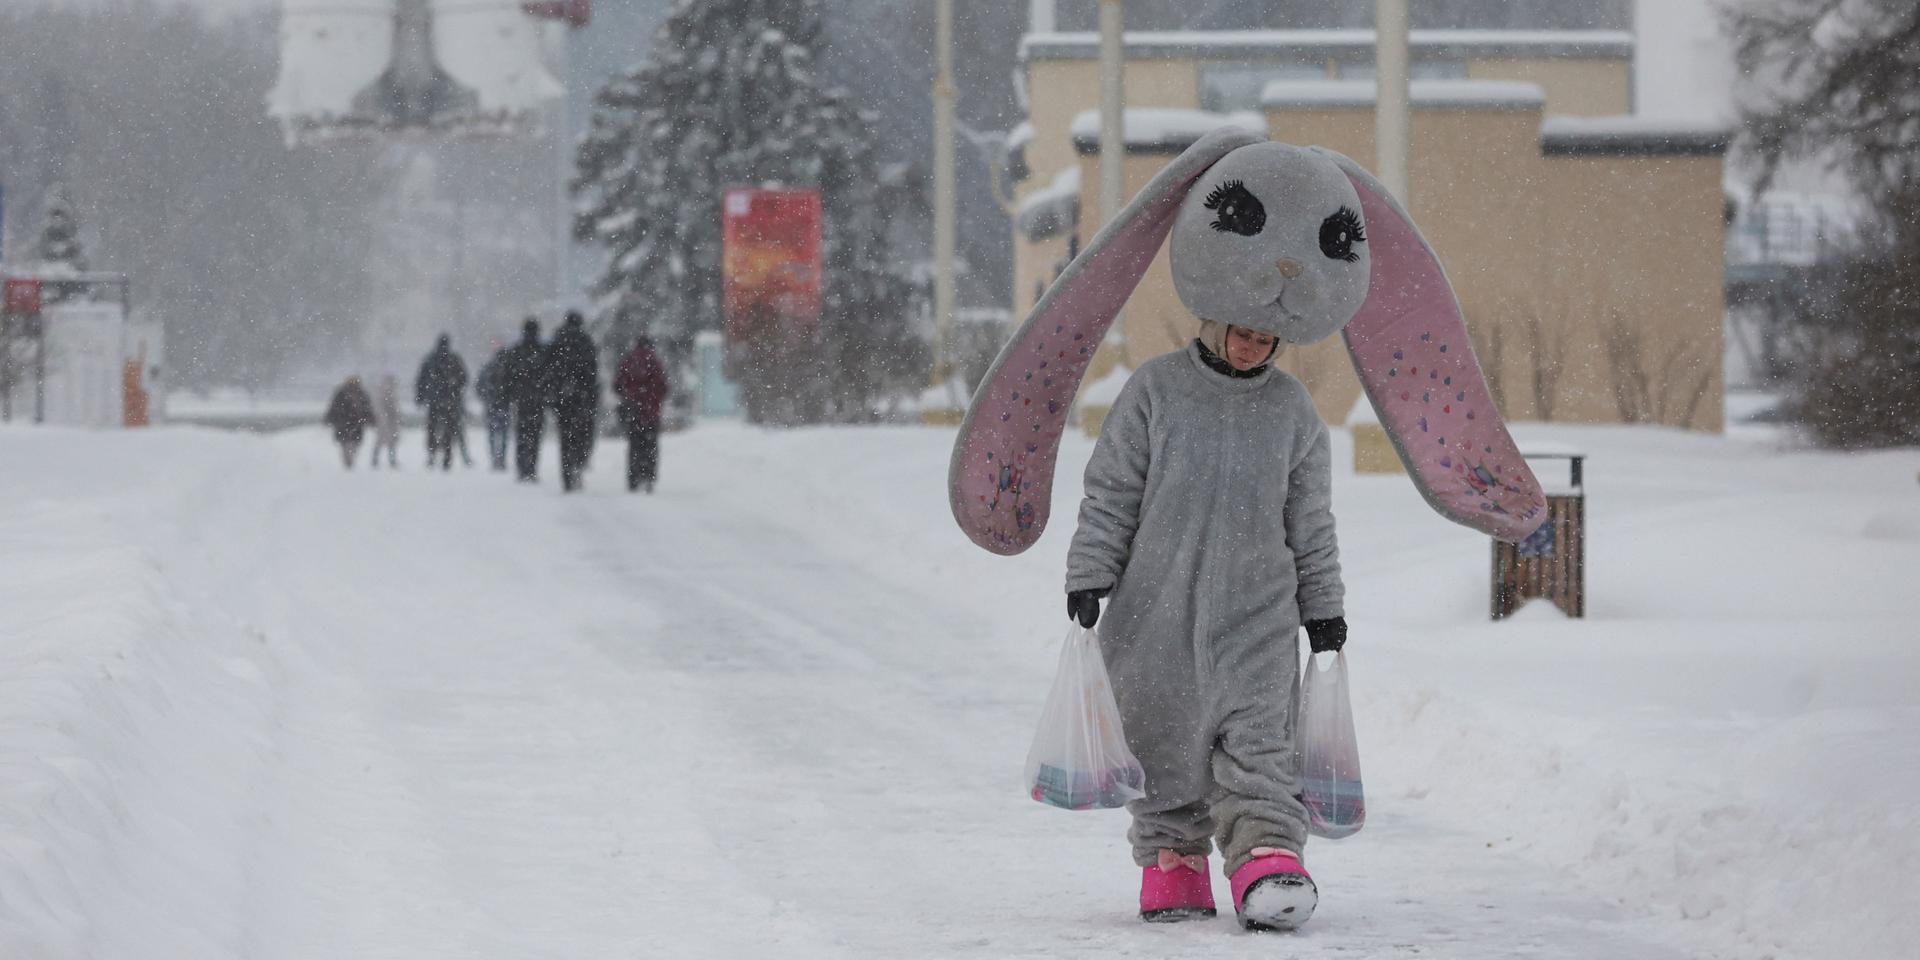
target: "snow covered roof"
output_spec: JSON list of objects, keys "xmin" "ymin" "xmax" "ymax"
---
[
  {"xmin": 1023, "ymin": 29, "xmax": 1633, "ymax": 63},
  {"xmin": 1068, "ymin": 109, "xmax": 1267, "ymax": 155},
  {"xmin": 1539, "ymin": 115, "xmax": 1731, "ymax": 156},
  {"xmin": 269, "ymin": 0, "xmax": 562, "ymax": 147},
  {"xmin": 1077, "ymin": 362, "xmax": 1135, "ymax": 407},
  {"xmin": 1016, "ymin": 167, "xmax": 1081, "ymax": 242},
  {"xmin": 1262, "ymin": 79, "xmax": 1545, "ymax": 111},
  {"xmin": 1005, "ymin": 121, "xmax": 1036, "ymax": 182}
]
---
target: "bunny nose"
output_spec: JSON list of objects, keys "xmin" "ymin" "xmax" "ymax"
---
[{"xmin": 1276, "ymin": 258, "xmax": 1304, "ymax": 279}]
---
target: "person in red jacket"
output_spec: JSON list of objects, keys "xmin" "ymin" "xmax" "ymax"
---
[{"xmin": 613, "ymin": 335, "xmax": 670, "ymax": 493}]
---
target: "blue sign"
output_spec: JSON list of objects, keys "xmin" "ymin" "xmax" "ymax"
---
[{"xmin": 1518, "ymin": 520, "xmax": 1557, "ymax": 558}]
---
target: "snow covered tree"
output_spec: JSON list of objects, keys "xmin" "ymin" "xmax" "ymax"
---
[
  {"xmin": 34, "ymin": 183, "xmax": 87, "ymax": 273},
  {"xmin": 572, "ymin": 0, "xmax": 927, "ymax": 424},
  {"xmin": 1730, "ymin": 0, "xmax": 1920, "ymax": 447}
]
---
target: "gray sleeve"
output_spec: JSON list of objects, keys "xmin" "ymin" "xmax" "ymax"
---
[
  {"xmin": 1065, "ymin": 378, "xmax": 1151, "ymax": 594},
  {"xmin": 1285, "ymin": 420, "xmax": 1346, "ymax": 622}
]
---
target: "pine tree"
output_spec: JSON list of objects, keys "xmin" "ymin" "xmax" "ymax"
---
[
  {"xmin": 1731, "ymin": 1, "xmax": 1920, "ymax": 447},
  {"xmin": 34, "ymin": 183, "xmax": 87, "ymax": 273},
  {"xmin": 572, "ymin": 0, "xmax": 926, "ymax": 424}
]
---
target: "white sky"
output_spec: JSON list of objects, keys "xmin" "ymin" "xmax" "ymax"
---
[
  {"xmin": 1633, "ymin": 0, "xmax": 1737, "ymax": 122},
  {"xmin": 42, "ymin": 0, "xmax": 270, "ymax": 15}
]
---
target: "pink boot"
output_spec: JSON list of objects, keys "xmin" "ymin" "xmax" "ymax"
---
[
  {"xmin": 1229, "ymin": 848, "xmax": 1317, "ymax": 931},
  {"xmin": 1139, "ymin": 850, "xmax": 1217, "ymax": 922}
]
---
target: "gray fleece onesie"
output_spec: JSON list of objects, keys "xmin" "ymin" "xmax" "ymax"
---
[{"xmin": 1065, "ymin": 340, "xmax": 1345, "ymax": 877}]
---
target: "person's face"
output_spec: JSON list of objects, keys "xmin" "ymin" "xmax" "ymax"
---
[{"xmin": 1224, "ymin": 324, "xmax": 1278, "ymax": 371}]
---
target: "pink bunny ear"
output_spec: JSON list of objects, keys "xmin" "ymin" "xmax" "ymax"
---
[
  {"xmin": 1311, "ymin": 148, "xmax": 1547, "ymax": 543},
  {"xmin": 950, "ymin": 127, "xmax": 1265, "ymax": 555}
]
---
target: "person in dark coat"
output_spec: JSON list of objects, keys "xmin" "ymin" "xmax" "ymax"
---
[
  {"xmin": 613, "ymin": 334, "xmax": 670, "ymax": 493},
  {"xmin": 475, "ymin": 345, "xmax": 512, "ymax": 471},
  {"xmin": 324, "ymin": 375, "xmax": 375, "ymax": 469},
  {"xmin": 414, "ymin": 334, "xmax": 469, "ymax": 471},
  {"xmin": 543, "ymin": 311, "xmax": 601, "ymax": 492},
  {"xmin": 501, "ymin": 317, "xmax": 548, "ymax": 482}
]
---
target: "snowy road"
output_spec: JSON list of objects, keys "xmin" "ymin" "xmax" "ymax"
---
[{"xmin": 3, "ymin": 422, "xmax": 1917, "ymax": 958}]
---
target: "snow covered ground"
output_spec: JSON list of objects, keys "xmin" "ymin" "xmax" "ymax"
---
[{"xmin": 1, "ymin": 417, "xmax": 1916, "ymax": 959}]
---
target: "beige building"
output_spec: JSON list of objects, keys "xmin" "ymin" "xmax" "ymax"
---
[{"xmin": 1010, "ymin": 30, "xmax": 1728, "ymax": 432}]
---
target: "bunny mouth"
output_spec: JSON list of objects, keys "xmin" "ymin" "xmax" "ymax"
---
[{"xmin": 1270, "ymin": 290, "xmax": 1308, "ymax": 329}]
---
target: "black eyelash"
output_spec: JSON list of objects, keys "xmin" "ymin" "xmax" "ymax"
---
[
  {"xmin": 1319, "ymin": 205, "xmax": 1367, "ymax": 263},
  {"xmin": 1202, "ymin": 180, "xmax": 1266, "ymax": 236},
  {"xmin": 1202, "ymin": 180, "xmax": 1241, "ymax": 209}
]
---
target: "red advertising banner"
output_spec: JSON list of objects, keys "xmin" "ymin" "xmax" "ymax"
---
[
  {"xmin": 3, "ymin": 278, "xmax": 43, "ymax": 316},
  {"xmin": 721, "ymin": 187, "xmax": 823, "ymax": 345},
  {"xmin": 521, "ymin": 0, "xmax": 592, "ymax": 28}
]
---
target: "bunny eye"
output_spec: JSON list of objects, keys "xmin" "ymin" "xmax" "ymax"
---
[
  {"xmin": 1319, "ymin": 206, "xmax": 1366, "ymax": 263},
  {"xmin": 1203, "ymin": 180, "xmax": 1266, "ymax": 237}
]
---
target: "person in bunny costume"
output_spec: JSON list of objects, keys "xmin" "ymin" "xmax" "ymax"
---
[{"xmin": 949, "ymin": 128, "xmax": 1547, "ymax": 932}]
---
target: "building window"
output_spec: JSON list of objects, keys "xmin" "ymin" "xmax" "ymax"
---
[
  {"xmin": 1199, "ymin": 62, "xmax": 1330, "ymax": 112},
  {"xmin": 1333, "ymin": 59, "xmax": 1470, "ymax": 82}
]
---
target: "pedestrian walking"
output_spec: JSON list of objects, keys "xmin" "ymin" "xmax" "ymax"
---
[
  {"xmin": 544, "ymin": 311, "xmax": 601, "ymax": 493},
  {"xmin": 613, "ymin": 334, "xmax": 670, "ymax": 493},
  {"xmin": 414, "ymin": 334, "xmax": 469, "ymax": 471},
  {"xmin": 369, "ymin": 374, "xmax": 402, "ymax": 469},
  {"xmin": 502, "ymin": 318, "xmax": 547, "ymax": 482},
  {"xmin": 323, "ymin": 375, "xmax": 375, "ymax": 470},
  {"xmin": 476, "ymin": 345, "xmax": 512, "ymax": 471}
]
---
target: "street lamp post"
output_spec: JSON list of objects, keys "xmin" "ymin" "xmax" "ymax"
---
[
  {"xmin": 554, "ymin": 27, "xmax": 572, "ymax": 303},
  {"xmin": 1375, "ymin": 0, "xmax": 1412, "ymax": 203},
  {"xmin": 1097, "ymin": 0, "xmax": 1125, "ymax": 357},
  {"xmin": 932, "ymin": 0, "xmax": 957, "ymax": 385},
  {"xmin": 1029, "ymin": 0, "xmax": 1054, "ymax": 34}
]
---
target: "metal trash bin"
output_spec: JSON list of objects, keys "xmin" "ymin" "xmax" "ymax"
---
[{"xmin": 1491, "ymin": 452, "xmax": 1585, "ymax": 619}]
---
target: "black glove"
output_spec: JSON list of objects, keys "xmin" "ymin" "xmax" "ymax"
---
[
  {"xmin": 1066, "ymin": 588, "xmax": 1111, "ymax": 629},
  {"xmin": 1305, "ymin": 617, "xmax": 1348, "ymax": 654}
]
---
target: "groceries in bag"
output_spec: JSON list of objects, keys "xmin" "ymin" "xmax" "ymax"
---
[
  {"xmin": 1299, "ymin": 649, "xmax": 1365, "ymax": 838},
  {"xmin": 1025, "ymin": 626, "xmax": 1147, "ymax": 810}
]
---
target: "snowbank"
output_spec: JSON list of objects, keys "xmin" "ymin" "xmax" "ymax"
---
[{"xmin": 0, "ymin": 427, "xmax": 285, "ymax": 957}]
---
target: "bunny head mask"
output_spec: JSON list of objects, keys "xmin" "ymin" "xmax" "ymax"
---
[
  {"xmin": 950, "ymin": 129, "xmax": 1545, "ymax": 555},
  {"xmin": 1170, "ymin": 141, "xmax": 1370, "ymax": 346}
]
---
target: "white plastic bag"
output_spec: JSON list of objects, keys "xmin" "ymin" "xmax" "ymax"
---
[
  {"xmin": 1299, "ymin": 650, "xmax": 1366, "ymax": 839},
  {"xmin": 1025, "ymin": 626, "xmax": 1148, "ymax": 810}
]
